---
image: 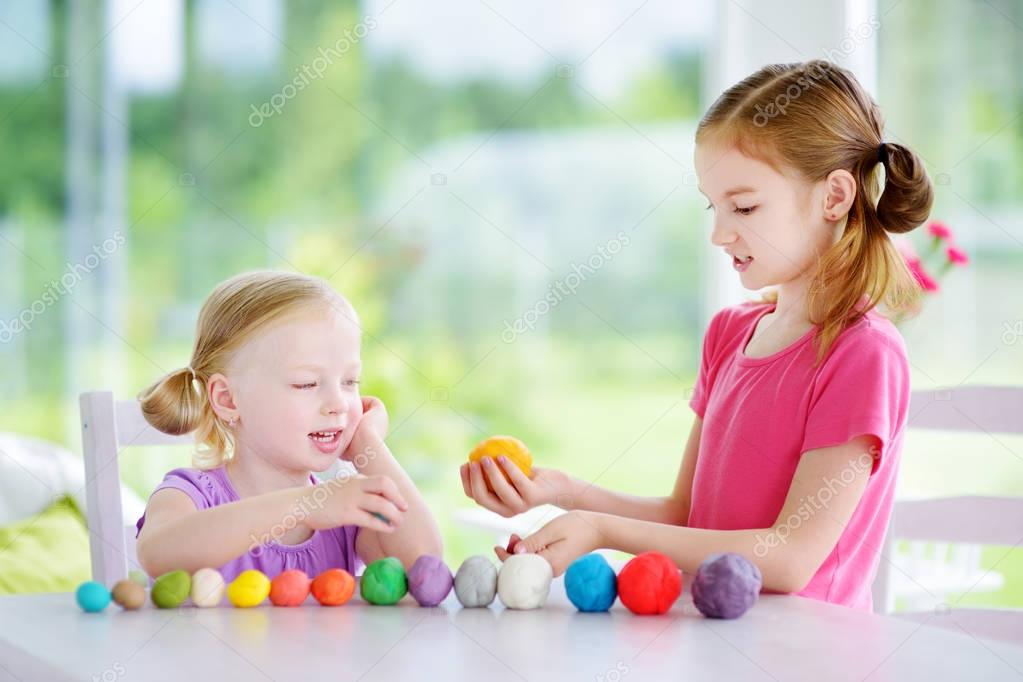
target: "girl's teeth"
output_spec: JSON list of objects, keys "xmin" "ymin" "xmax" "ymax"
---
[{"xmin": 310, "ymin": 431, "xmax": 339, "ymax": 442}]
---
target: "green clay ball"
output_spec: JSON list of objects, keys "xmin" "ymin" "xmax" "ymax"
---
[
  {"xmin": 360, "ymin": 557, "xmax": 408, "ymax": 605},
  {"xmin": 151, "ymin": 569, "xmax": 191, "ymax": 608}
]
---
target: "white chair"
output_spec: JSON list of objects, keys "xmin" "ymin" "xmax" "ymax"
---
[
  {"xmin": 872, "ymin": 385, "xmax": 1023, "ymax": 644},
  {"xmin": 79, "ymin": 391, "xmax": 194, "ymax": 586}
]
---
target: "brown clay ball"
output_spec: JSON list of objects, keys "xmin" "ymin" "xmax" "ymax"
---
[{"xmin": 112, "ymin": 579, "xmax": 146, "ymax": 610}]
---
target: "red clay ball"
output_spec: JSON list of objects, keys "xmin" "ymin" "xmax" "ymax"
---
[
  {"xmin": 311, "ymin": 569, "xmax": 356, "ymax": 606},
  {"xmin": 617, "ymin": 552, "xmax": 682, "ymax": 615},
  {"xmin": 269, "ymin": 569, "xmax": 311, "ymax": 607}
]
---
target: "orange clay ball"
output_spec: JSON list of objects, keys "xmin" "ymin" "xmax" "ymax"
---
[
  {"xmin": 270, "ymin": 569, "xmax": 311, "ymax": 607},
  {"xmin": 468, "ymin": 436, "xmax": 533, "ymax": 485},
  {"xmin": 311, "ymin": 569, "xmax": 355, "ymax": 606}
]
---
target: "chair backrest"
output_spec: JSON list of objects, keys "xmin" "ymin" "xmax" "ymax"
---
[
  {"xmin": 872, "ymin": 385, "xmax": 1023, "ymax": 613},
  {"xmin": 79, "ymin": 391, "xmax": 194, "ymax": 585}
]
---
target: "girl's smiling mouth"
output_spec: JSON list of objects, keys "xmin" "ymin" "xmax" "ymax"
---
[
  {"xmin": 731, "ymin": 254, "xmax": 754, "ymax": 272},
  {"xmin": 309, "ymin": 428, "xmax": 343, "ymax": 453}
]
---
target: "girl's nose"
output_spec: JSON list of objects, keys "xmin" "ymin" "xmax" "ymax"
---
[
  {"xmin": 321, "ymin": 389, "xmax": 348, "ymax": 416},
  {"xmin": 709, "ymin": 216, "xmax": 737, "ymax": 247}
]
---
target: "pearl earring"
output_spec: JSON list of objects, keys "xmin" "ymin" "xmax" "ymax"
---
[{"xmin": 227, "ymin": 416, "xmax": 238, "ymax": 428}]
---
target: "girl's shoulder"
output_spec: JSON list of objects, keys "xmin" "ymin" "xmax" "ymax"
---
[
  {"xmin": 135, "ymin": 467, "xmax": 234, "ymax": 536},
  {"xmin": 827, "ymin": 308, "xmax": 908, "ymax": 363},
  {"xmin": 153, "ymin": 466, "xmax": 236, "ymax": 508}
]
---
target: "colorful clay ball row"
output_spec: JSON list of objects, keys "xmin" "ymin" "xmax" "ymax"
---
[
  {"xmin": 565, "ymin": 551, "xmax": 761, "ymax": 618},
  {"xmin": 77, "ymin": 551, "xmax": 760, "ymax": 618}
]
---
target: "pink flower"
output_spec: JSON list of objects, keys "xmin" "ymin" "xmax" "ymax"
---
[
  {"xmin": 928, "ymin": 221, "xmax": 953, "ymax": 240},
  {"xmin": 906, "ymin": 258, "xmax": 940, "ymax": 292},
  {"xmin": 946, "ymin": 245, "xmax": 969, "ymax": 266}
]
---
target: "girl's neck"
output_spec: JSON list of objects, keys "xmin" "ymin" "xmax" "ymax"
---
[
  {"xmin": 224, "ymin": 447, "xmax": 311, "ymax": 498},
  {"xmin": 769, "ymin": 273, "xmax": 812, "ymax": 325}
]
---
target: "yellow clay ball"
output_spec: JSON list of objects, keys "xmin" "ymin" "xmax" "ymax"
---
[
  {"xmin": 468, "ymin": 435, "xmax": 532, "ymax": 480},
  {"xmin": 227, "ymin": 570, "xmax": 271, "ymax": 608}
]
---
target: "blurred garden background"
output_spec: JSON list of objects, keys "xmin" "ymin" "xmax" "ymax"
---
[{"xmin": 0, "ymin": 0, "xmax": 1021, "ymax": 610}]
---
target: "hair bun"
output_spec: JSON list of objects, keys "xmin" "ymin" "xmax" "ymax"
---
[
  {"xmin": 138, "ymin": 367, "xmax": 205, "ymax": 436},
  {"xmin": 876, "ymin": 142, "xmax": 934, "ymax": 234}
]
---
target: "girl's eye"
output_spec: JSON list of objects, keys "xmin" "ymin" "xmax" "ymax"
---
[
  {"xmin": 343, "ymin": 379, "xmax": 361, "ymax": 388},
  {"xmin": 704, "ymin": 202, "xmax": 713, "ymax": 210},
  {"xmin": 734, "ymin": 206, "xmax": 757, "ymax": 216},
  {"xmin": 292, "ymin": 383, "xmax": 317, "ymax": 390}
]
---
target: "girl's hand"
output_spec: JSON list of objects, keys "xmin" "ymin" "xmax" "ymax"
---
[
  {"xmin": 304, "ymin": 474, "xmax": 408, "ymax": 534},
  {"xmin": 459, "ymin": 458, "xmax": 571, "ymax": 517},
  {"xmin": 495, "ymin": 511, "xmax": 603, "ymax": 576},
  {"xmin": 346, "ymin": 396, "xmax": 389, "ymax": 459}
]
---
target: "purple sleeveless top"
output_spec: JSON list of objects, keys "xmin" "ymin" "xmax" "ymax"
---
[{"xmin": 135, "ymin": 467, "xmax": 363, "ymax": 584}]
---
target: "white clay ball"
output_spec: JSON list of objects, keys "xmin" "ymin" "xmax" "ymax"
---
[
  {"xmin": 191, "ymin": 568, "xmax": 225, "ymax": 607},
  {"xmin": 454, "ymin": 555, "xmax": 498, "ymax": 608},
  {"xmin": 497, "ymin": 554, "xmax": 553, "ymax": 610}
]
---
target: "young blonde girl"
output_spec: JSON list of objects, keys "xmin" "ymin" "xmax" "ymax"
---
[
  {"xmin": 461, "ymin": 60, "xmax": 931, "ymax": 611},
  {"xmin": 136, "ymin": 271, "xmax": 441, "ymax": 582}
]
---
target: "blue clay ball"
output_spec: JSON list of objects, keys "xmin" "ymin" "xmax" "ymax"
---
[
  {"xmin": 691, "ymin": 553, "xmax": 762, "ymax": 619},
  {"xmin": 565, "ymin": 553, "xmax": 617, "ymax": 612},
  {"xmin": 76, "ymin": 581, "xmax": 112, "ymax": 613}
]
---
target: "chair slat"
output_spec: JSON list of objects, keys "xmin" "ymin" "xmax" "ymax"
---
[
  {"xmin": 80, "ymin": 391, "xmax": 129, "ymax": 586},
  {"xmin": 893, "ymin": 496, "xmax": 1023, "ymax": 546},
  {"xmin": 908, "ymin": 386, "xmax": 1023, "ymax": 434}
]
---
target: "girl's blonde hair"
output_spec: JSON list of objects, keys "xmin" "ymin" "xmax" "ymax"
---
[
  {"xmin": 696, "ymin": 60, "xmax": 933, "ymax": 363},
  {"xmin": 138, "ymin": 270, "xmax": 356, "ymax": 469}
]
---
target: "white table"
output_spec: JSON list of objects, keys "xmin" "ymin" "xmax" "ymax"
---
[{"xmin": 1, "ymin": 579, "xmax": 1021, "ymax": 682}]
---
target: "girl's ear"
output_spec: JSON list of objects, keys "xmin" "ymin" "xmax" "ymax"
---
[
  {"xmin": 822, "ymin": 169, "xmax": 857, "ymax": 222},
  {"xmin": 207, "ymin": 373, "xmax": 239, "ymax": 422}
]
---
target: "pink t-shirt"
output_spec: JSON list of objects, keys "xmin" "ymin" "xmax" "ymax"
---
[{"xmin": 689, "ymin": 302, "xmax": 910, "ymax": 611}]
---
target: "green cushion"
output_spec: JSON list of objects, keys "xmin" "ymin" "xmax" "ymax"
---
[{"xmin": 0, "ymin": 496, "xmax": 92, "ymax": 594}]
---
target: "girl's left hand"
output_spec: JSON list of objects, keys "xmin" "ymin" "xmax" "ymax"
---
[
  {"xmin": 494, "ymin": 510, "xmax": 604, "ymax": 576},
  {"xmin": 346, "ymin": 396, "xmax": 389, "ymax": 459}
]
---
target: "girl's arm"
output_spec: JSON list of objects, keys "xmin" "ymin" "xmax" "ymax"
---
[
  {"xmin": 136, "ymin": 475, "xmax": 405, "ymax": 577},
  {"xmin": 138, "ymin": 486, "xmax": 305, "ymax": 576},
  {"xmin": 509, "ymin": 435, "xmax": 876, "ymax": 593},
  {"xmin": 348, "ymin": 399, "xmax": 443, "ymax": 567},
  {"xmin": 461, "ymin": 417, "xmax": 703, "ymax": 526}
]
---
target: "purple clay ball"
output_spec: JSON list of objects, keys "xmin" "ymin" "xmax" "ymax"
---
[
  {"xmin": 691, "ymin": 553, "xmax": 762, "ymax": 619},
  {"xmin": 407, "ymin": 555, "xmax": 454, "ymax": 607}
]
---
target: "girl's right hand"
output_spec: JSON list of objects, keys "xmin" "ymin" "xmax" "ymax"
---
[
  {"xmin": 305, "ymin": 475, "xmax": 408, "ymax": 533},
  {"xmin": 459, "ymin": 457, "xmax": 571, "ymax": 517}
]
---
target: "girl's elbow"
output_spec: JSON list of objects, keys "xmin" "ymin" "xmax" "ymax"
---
[
  {"xmin": 419, "ymin": 532, "xmax": 444, "ymax": 559},
  {"xmin": 663, "ymin": 496, "xmax": 689, "ymax": 526},
  {"xmin": 135, "ymin": 539, "xmax": 162, "ymax": 578},
  {"xmin": 136, "ymin": 533, "xmax": 180, "ymax": 578},
  {"xmin": 762, "ymin": 557, "xmax": 815, "ymax": 594}
]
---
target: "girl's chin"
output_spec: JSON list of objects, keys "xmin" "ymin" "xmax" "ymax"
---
[{"xmin": 738, "ymin": 274, "xmax": 764, "ymax": 290}]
